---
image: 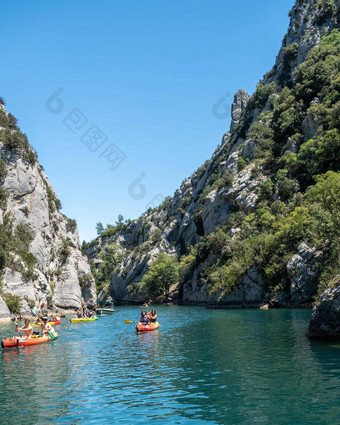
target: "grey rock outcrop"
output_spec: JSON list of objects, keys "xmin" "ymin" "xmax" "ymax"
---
[
  {"xmin": 0, "ymin": 295, "xmax": 11, "ymax": 319},
  {"xmin": 287, "ymin": 243, "xmax": 321, "ymax": 305},
  {"xmin": 0, "ymin": 106, "xmax": 96, "ymax": 318},
  {"xmin": 230, "ymin": 90, "xmax": 251, "ymax": 132},
  {"xmin": 307, "ymin": 279, "xmax": 340, "ymax": 340},
  {"xmin": 301, "ymin": 98, "xmax": 320, "ymax": 139},
  {"xmin": 208, "ymin": 265, "xmax": 264, "ymax": 307},
  {"xmin": 266, "ymin": 0, "xmax": 338, "ymax": 85}
]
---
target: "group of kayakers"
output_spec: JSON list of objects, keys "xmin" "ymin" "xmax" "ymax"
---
[
  {"xmin": 10, "ymin": 306, "xmax": 157, "ymax": 341},
  {"xmin": 139, "ymin": 309, "xmax": 157, "ymax": 324},
  {"xmin": 14, "ymin": 315, "xmax": 55, "ymax": 340},
  {"xmin": 74, "ymin": 306, "xmax": 95, "ymax": 319}
]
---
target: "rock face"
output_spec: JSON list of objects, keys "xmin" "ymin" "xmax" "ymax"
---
[
  {"xmin": 85, "ymin": 0, "xmax": 339, "ymax": 320},
  {"xmin": 307, "ymin": 280, "xmax": 340, "ymax": 340},
  {"xmin": 0, "ymin": 295, "xmax": 10, "ymax": 319},
  {"xmin": 266, "ymin": 0, "xmax": 338, "ymax": 86},
  {"xmin": 0, "ymin": 104, "xmax": 96, "ymax": 318},
  {"xmin": 230, "ymin": 90, "xmax": 251, "ymax": 132},
  {"xmin": 287, "ymin": 243, "xmax": 321, "ymax": 305},
  {"xmin": 208, "ymin": 266, "xmax": 265, "ymax": 307}
]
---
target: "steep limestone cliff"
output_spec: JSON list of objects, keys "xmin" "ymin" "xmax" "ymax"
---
[
  {"xmin": 86, "ymin": 0, "xmax": 340, "ymax": 329},
  {"xmin": 0, "ymin": 103, "xmax": 96, "ymax": 318}
]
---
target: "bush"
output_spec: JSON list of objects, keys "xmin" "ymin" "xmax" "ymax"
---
[
  {"xmin": 316, "ymin": 0, "xmax": 336, "ymax": 23},
  {"xmin": 59, "ymin": 239, "xmax": 72, "ymax": 263},
  {"xmin": 66, "ymin": 218, "xmax": 77, "ymax": 231},
  {"xmin": 179, "ymin": 246, "xmax": 197, "ymax": 283},
  {"xmin": 141, "ymin": 253, "xmax": 179, "ymax": 298},
  {"xmin": 0, "ymin": 186, "xmax": 8, "ymax": 209},
  {"xmin": 0, "ymin": 159, "xmax": 7, "ymax": 181},
  {"xmin": 295, "ymin": 29, "xmax": 340, "ymax": 104},
  {"xmin": 278, "ymin": 43, "xmax": 299, "ymax": 86},
  {"xmin": 0, "ymin": 110, "xmax": 8, "ymax": 127},
  {"xmin": 22, "ymin": 267, "xmax": 38, "ymax": 282},
  {"xmin": 258, "ymin": 179, "xmax": 274, "ymax": 202},
  {"xmin": 237, "ymin": 157, "xmax": 247, "ymax": 172},
  {"xmin": 7, "ymin": 113, "xmax": 17, "ymax": 129},
  {"xmin": 24, "ymin": 296, "xmax": 35, "ymax": 309},
  {"xmin": 4, "ymin": 293, "xmax": 21, "ymax": 313},
  {"xmin": 251, "ymin": 81, "xmax": 277, "ymax": 110},
  {"xmin": 275, "ymin": 169, "xmax": 300, "ymax": 201},
  {"xmin": 78, "ymin": 273, "xmax": 93, "ymax": 288}
]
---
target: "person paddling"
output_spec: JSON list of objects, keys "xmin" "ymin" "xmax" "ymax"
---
[
  {"xmin": 16, "ymin": 319, "xmax": 33, "ymax": 339},
  {"xmin": 35, "ymin": 313, "xmax": 44, "ymax": 325},
  {"xmin": 40, "ymin": 317, "xmax": 55, "ymax": 336}
]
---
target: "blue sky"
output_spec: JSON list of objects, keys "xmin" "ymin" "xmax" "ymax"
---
[{"xmin": 1, "ymin": 0, "xmax": 295, "ymax": 242}]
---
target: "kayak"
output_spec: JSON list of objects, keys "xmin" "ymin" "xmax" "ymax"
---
[
  {"xmin": 32, "ymin": 319, "xmax": 61, "ymax": 327},
  {"xmin": 135, "ymin": 321, "xmax": 160, "ymax": 332},
  {"xmin": 1, "ymin": 332, "xmax": 58, "ymax": 349},
  {"xmin": 70, "ymin": 317, "xmax": 98, "ymax": 323}
]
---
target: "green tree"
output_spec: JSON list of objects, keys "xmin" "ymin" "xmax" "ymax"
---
[
  {"xmin": 116, "ymin": 214, "xmax": 124, "ymax": 226},
  {"xmin": 142, "ymin": 253, "xmax": 179, "ymax": 298},
  {"xmin": 96, "ymin": 222, "xmax": 104, "ymax": 236},
  {"xmin": 307, "ymin": 171, "xmax": 340, "ymax": 232}
]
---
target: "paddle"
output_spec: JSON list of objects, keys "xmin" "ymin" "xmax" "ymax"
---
[
  {"xmin": 11, "ymin": 317, "xmax": 25, "ymax": 339},
  {"xmin": 48, "ymin": 330, "xmax": 56, "ymax": 341},
  {"xmin": 31, "ymin": 301, "xmax": 45, "ymax": 318},
  {"xmin": 125, "ymin": 320, "xmax": 132, "ymax": 324}
]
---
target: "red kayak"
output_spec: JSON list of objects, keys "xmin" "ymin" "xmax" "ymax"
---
[
  {"xmin": 1, "ymin": 332, "xmax": 58, "ymax": 349},
  {"xmin": 135, "ymin": 321, "xmax": 160, "ymax": 332}
]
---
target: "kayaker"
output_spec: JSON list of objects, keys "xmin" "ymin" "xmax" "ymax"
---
[
  {"xmin": 16, "ymin": 319, "xmax": 33, "ymax": 339},
  {"xmin": 139, "ymin": 310, "xmax": 150, "ymax": 324},
  {"xmin": 40, "ymin": 317, "xmax": 55, "ymax": 335},
  {"xmin": 35, "ymin": 313, "xmax": 44, "ymax": 325},
  {"xmin": 74, "ymin": 309, "xmax": 83, "ymax": 318},
  {"xmin": 148, "ymin": 310, "xmax": 157, "ymax": 323}
]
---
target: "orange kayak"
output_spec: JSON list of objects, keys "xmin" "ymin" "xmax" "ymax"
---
[
  {"xmin": 135, "ymin": 321, "xmax": 160, "ymax": 332},
  {"xmin": 32, "ymin": 319, "xmax": 60, "ymax": 327},
  {"xmin": 1, "ymin": 332, "xmax": 58, "ymax": 349}
]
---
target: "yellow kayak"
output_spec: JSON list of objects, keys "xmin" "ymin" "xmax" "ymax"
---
[{"xmin": 70, "ymin": 317, "xmax": 98, "ymax": 323}]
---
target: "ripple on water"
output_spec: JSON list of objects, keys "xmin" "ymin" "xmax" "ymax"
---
[{"xmin": 1, "ymin": 307, "xmax": 340, "ymax": 424}]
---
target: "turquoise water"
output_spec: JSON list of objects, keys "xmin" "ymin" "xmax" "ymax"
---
[{"xmin": 1, "ymin": 306, "xmax": 340, "ymax": 424}]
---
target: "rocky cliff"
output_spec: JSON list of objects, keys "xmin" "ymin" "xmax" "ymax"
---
[
  {"xmin": 87, "ymin": 0, "xmax": 340, "ymax": 336},
  {"xmin": 0, "ymin": 103, "xmax": 96, "ymax": 319}
]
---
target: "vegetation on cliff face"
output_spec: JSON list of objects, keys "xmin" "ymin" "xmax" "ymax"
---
[
  {"xmin": 0, "ymin": 102, "xmax": 96, "ymax": 315},
  {"xmin": 86, "ymin": 3, "xmax": 340, "ymax": 307},
  {"xmin": 188, "ymin": 30, "xmax": 340, "ymax": 297},
  {"xmin": 141, "ymin": 253, "xmax": 179, "ymax": 299}
]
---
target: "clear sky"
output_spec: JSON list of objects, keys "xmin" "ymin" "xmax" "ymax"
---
[{"xmin": 1, "ymin": 0, "xmax": 295, "ymax": 242}]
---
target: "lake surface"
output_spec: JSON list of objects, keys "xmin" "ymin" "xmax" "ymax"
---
[{"xmin": 1, "ymin": 306, "xmax": 340, "ymax": 424}]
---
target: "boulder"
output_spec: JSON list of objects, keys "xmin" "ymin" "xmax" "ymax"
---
[{"xmin": 307, "ymin": 279, "xmax": 340, "ymax": 340}]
